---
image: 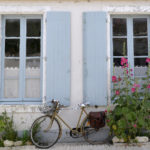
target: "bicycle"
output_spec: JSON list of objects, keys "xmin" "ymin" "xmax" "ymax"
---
[{"xmin": 30, "ymin": 99, "xmax": 110, "ymax": 149}]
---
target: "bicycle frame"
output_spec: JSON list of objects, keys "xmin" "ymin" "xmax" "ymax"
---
[{"xmin": 50, "ymin": 106, "xmax": 89, "ymax": 136}]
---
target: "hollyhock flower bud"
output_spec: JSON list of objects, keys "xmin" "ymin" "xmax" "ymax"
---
[
  {"xmin": 112, "ymin": 76, "xmax": 117, "ymax": 82},
  {"xmin": 118, "ymin": 77, "xmax": 122, "ymax": 82},
  {"xmin": 115, "ymin": 90, "xmax": 120, "ymax": 95},
  {"xmin": 146, "ymin": 58, "xmax": 150, "ymax": 63},
  {"xmin": 133, "ymin": 83, "xmax": 140, "ymax": 88},
  {"xmin": 131, "ymin": 88, "xmax": 136, "ymax": 93},
  {"xmin": 147, "ymin": 84, "xmax": 150, "ymax": 89},
  {"xmin": 121, "ymin": 57, "xmax": 128, "ymax": 66}
]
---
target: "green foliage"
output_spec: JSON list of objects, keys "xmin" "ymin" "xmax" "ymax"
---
[
  {"xmin": 21, "ymin": 130, "xmax": 31, "ymax": 144},
  {"xmin": 0, "ymin": 111, "xmax": 17, "ymax": 141},
  {"xmin": 0, "ymin": 139, "xmax": 4, "ymax": 147},
  {"xmin": 0, "ymin": 111, "xmax": 33, "ymax": 147},
  {"xmin": 107, "ymin": 57, "xmax": 150, "ymax": 142}
]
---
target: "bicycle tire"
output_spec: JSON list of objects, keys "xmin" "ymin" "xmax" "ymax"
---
[
  {"xmin": 30, "ymin": 115, "xmax": 61, "ymax": 149},
  {"xmin": 82, "ymin": 117, "xmax": 110, "ymax": 145}
]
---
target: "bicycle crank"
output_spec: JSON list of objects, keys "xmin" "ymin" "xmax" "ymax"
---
[{"xmin": 70, "ymin": 128, "xmax": 83, "ymax": 138}]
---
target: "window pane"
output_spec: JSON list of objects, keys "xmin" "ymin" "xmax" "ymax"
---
[
  {"xmin": 27, "ymin": 19, "xmax": 41, "ymax": 37},
  {"xmin": 5, "ymin": 39, "xmax": 20, "ymax": 57},
  {"xmin": 134, "ymin": 66, "xmax": 147, "ymax": 76},
  {"xmin": 113, "ymin": 38, "xmax": 127, "ymax": 56},
  {"xmin": 26, "ymin": 39, "xmax": 40, "ymax": 56},
  {"xmin": 134, "ymin": 38, "xmax": 148, "ymax": 56},
  {"xmin": 113, "ymin": 18, "xmax": 127, "ymax": 36},
  {"xmin": 133, "ymin": 18, "xmax": 147, "ymax": 36},
  {"xmin": 6, "ymin": 19, "xmax": 20, "ymax": 37},
  {"xmin": 134, "ymin": 58, "xmax": 148, "ymax": 66},
  {"xmin": 113, "ymin": 58, "xmax": 121, "ymax": 66},
  {"xmin": 5, "ymin": 59, "xmax": 19, "ymax": 68},
  {"xmin": 5, "ymin": 67, "xmax": 19, "ymax": 78},
  {"xmin": 113, "ymin": 66, "xmax": 124, "ymax": 76},
  {"xmin": 25, "ymin": 79, "xmax": 40, "ymax": 98},
  {"xmin": 26, "ymin": 59, "xmax": 40, "ymax": 77},
  {"xmin": 134, "ymin": 58, "xmax": 148, "ymax": 76},
  {"xmin": 4, "ymin": 79, "xmax": 19, "ymax": 98}
]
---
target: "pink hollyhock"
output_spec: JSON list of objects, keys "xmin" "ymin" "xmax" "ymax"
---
[
  {"xmin": 146, "ymin": 58, "xmax": 150, "ymax": 63},
  {"xmin": 121, "ymin": 57, "xmax": 128, "ymax": 65},
  {"xmin": 133, "ymin": 83, "xmax": 140, "ymax": 88},
  {"xmin": 104, "ymin": 110, "xmax": 107, "ymax": 113},
  {"xmin": 112, "ymin": 76, "xmax": 117, "ymax": 82},
  {"xmin": 126, "ymin": 70, "xmax": 128, "ymax": 74},
  {"xmin": 131, "ymin": 74, "xmax": 133, "ymax": 76},
  {"xmin": 115, "ymin": 90, "xmax": 120, "ymax": 95},
  {"xmin": 130, "ymin": 69, "xmax": 133, "ymax": 72},
  {"xmin": 147, "ymin": 84, "xmax": 150, "ymax": 89},
  {"xmin": 131, "ymin": 88, "xmax": 136, "ymax": 93},
  {"xmin": 125, "ymin": 63, "xmax": 129, "ymax": 68},
  {"xmin": 133, "ymin": 124, "xmax": 137, "ymax": 128}
]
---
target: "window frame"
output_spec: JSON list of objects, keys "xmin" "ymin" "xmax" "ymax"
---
[
  {"xmin": 110, "ymin": 15, "xmax": 150, "ymax": 78},
  {"xmin": 0, "ymin": 15, "xmax": 43, "ymax": 103}
]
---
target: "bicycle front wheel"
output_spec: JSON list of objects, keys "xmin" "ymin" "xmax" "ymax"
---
[
  {"xmin": 30, "ymin": 115, "xmax": 61, "ymax": 149},
  {"xmin": 82, "ymin": 117, "xmax": 110, "ymax": 145}
]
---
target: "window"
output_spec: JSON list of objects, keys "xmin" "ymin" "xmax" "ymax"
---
[
  {"xmin": 1, "ymin": 16, "xmax": 42, "ymax": 103},
  {"xmin": 111, "ymin": 16, "xmax": 149, "ymax": 79}
]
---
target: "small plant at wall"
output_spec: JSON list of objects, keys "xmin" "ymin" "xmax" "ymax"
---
[
  {"xmin": 107, "ymin": 57, "xmax": 150, "ymax": 142},
  {"xmin": 0, "ymin": 111, "xmax": 32, "ymax": 147},
  {"xmin": 21, "ymin": 130, "xmax": 31, "ymax": 145},
  {"xmin": 0, "ymin": 111, "xmax": 17, "ymax": 146}
]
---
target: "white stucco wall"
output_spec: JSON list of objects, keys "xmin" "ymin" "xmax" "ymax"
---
[{"xmin": 0, "ymin": 0, "xmax": 150, "ymax": 130}]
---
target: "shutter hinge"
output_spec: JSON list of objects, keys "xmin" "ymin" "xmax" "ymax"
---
[
  {"xmin": 106, "ymin": 18, "xmax": 110, "ymax": 23},
  {"xmin": 43, "ymin": 57, "xmax": 47, "ymax": 62}
]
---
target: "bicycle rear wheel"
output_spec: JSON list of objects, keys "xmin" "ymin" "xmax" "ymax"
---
[
  {"xmin": 30, "ymin": 115, "xmax": 61, "ymax": 149},
  {"xmin": 82, "ymin": 117, "xmax": 110, "ymax": 145}
]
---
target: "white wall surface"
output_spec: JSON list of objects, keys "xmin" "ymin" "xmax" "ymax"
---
[{"xmin": 0, "ymin": 0, "xmax": 150, "ymax": 130}]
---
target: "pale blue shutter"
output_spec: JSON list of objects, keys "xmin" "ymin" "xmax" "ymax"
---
[
  {"xmin": 46, "ymin": 12, "xmax": 70, "ymax": 106},
  {"xmin": 83, "ymin": 12, "xmax": 107, "ymax": 106}
]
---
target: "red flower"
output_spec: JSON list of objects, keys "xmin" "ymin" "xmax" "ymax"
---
[
  {"xmin": 131, "ymin": 88, "xmax": 136, "ymax": 93},
  {"xmin": 146, "ymin": 58, "xmax": 150, "ymax": 63},
  {"xmin": 104, "ymin": 110, "xmax": 107, "ymax": 113},
  {"xmin": 147, "ymin": 84, "xmax": 150, "ymax": 89},
  {"xmin": 112, "ymin": 76, "xmax": 117, "ymax": 82},
  {"xmin": 133, "ymin": 124, "xmax": 137, "ymax": 128},
  {"xmin": 106, "ymin": 120, "xmax": 110, "ymax": 123},
  {"xmin": 115, "ymin": 90, "xmax": 120, "ymax": 95}
]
